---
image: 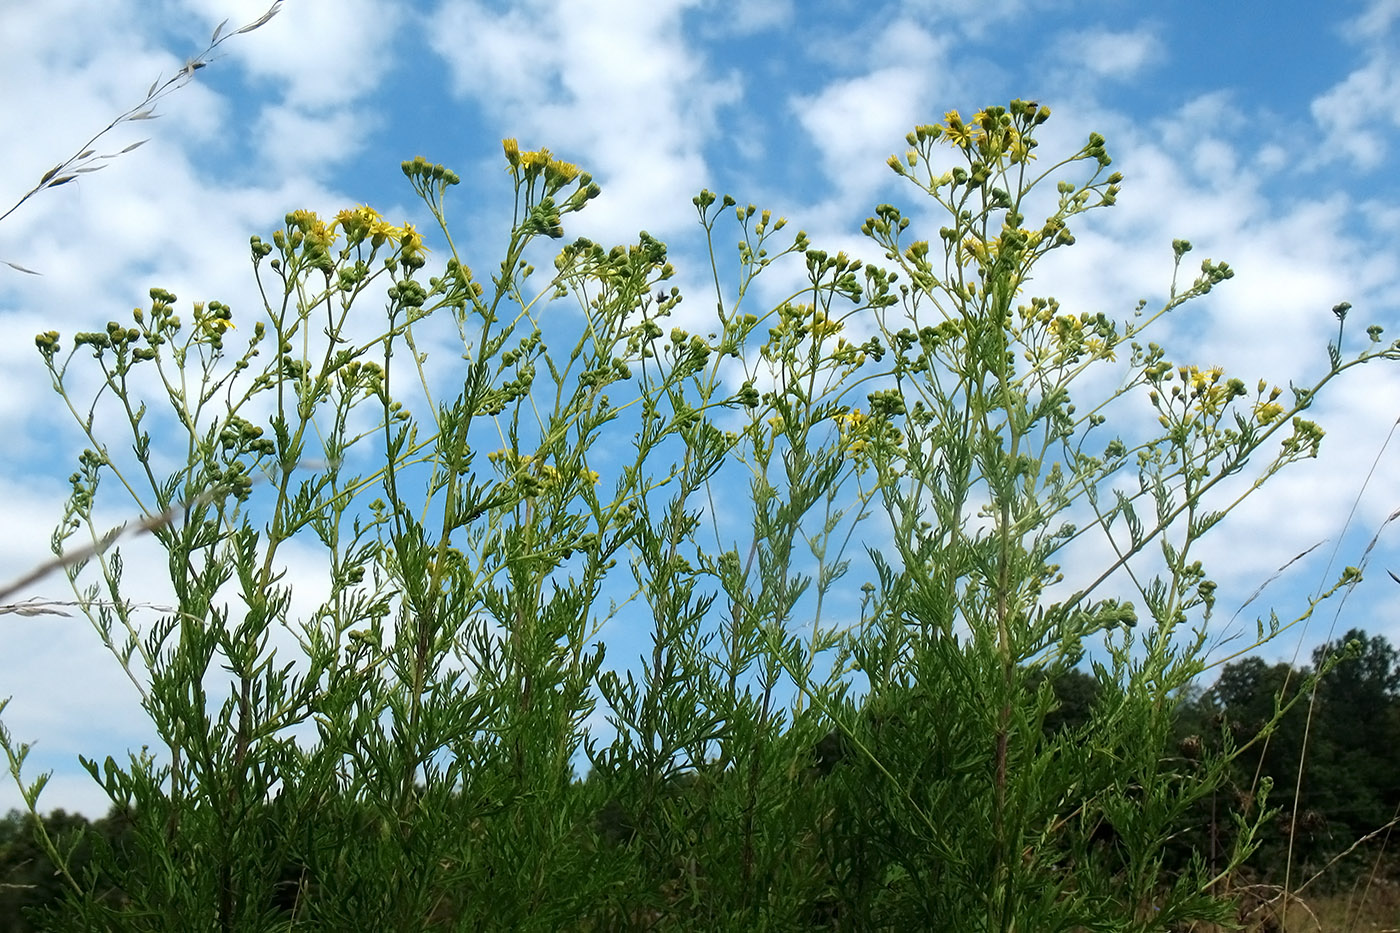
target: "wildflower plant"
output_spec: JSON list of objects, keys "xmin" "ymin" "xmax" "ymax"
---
[{"xmin": 3, "ymin": 102, "xmax": 1398, "ymax": 930}]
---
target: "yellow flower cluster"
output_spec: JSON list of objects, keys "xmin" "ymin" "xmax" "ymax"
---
[
  {"xmin": 280, "ymin": 205, "xmax": 430, "ymax": 261},
  {"xmin": 502, "ymin": 138, "xmax": 581, "ymax": 188},
  {"xmin": 833, "ymin": 407, "xmax": 903, "ymax": 466},
  {"xmin": 940, "ymin": 109, "xmax": 1036, "ymax": 164},
  {"xmin": 1149, "ymin": 365, "xmax": 1249, "ymax": 424},
  {"xmin": 810, "ymin": 310, "xmax": 842, "ymax": 341},
  {"xmin": 1182, "ymin": 365, "xmax": 1236, "ymax": 416},
  {"xmin": 763, "ymin": 302, "xmax": 846, "ymax": 357},
  {"xmin": 341, "ymin": 206, "xmax": 427, "ymax": 260},
  {"xmin": 833, "ymin": 408, "xmax": 871, "ymax": 457},
  {"xmin": 1253, "ymin": 383, "xmax": 1286, "ymax": 425},
  {"xmin": 488, "ymin": 449, "xmax": 599, "ymax": 492}
]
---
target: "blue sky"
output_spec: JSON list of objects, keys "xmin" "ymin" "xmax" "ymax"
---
[{"xmin": 2, "ymin": 0, "xmax": 1399, "ymax": 816}]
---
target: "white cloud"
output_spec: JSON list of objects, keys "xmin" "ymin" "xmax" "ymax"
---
[
  {"xmin": 1053, "ymin": 26, "xmax": 1164, "ymax": 82},
  {"xmin": 793, "ymin": 67, "xmax": 926, "ymax": 192},
  {"xmin": 427, "ymin": 0, "xmax": 738, "ymax": 243},
  {"xmin": 1352, "ymin": 0, "xmax": 1400, "ymax": 38},
  {"xmin": 707, "ymin": 0, "xmax": 794, "ymax": 34},
  {"xmin": 255, "ymin": 105, "xmax": 373, "ymax": 173},
  {"xmin": 179, "ymin": 0, "xmax": 401, "ymax": 110},
  {"xmin": 1309, "ymin": 0, "xmax": 1400, "ymax": 171},
  {"xmin": 783, "ymin": 17, "xmax": 950, "ymax": 238},
  {"xmin": 1310, "ymin": 55, "xmax": 1400, "ymax": 170},
  {"xmin": 903, "ymin": 0, "xmax": 1036, "ymax": 40}
]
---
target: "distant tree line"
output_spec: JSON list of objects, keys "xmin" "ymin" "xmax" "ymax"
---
[{"xmin": 1039, "ymin": 627, "xmax": 1400, "ymax": 892}]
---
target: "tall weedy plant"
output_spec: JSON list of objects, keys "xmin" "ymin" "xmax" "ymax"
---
[{"xmin": 4, "ymin": 101, "xmax": 1395, "ymax": 930}]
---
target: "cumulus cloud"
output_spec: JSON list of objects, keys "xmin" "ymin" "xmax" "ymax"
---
[
  {"xmin": 781, "ymin": 16, "xmax": 952, "ymax": 250},
  {"xmin": 179, "ymin": 0, "xmax": 400, "ymax": 110},
  {"xmin": 707, "ymin": 0, "xmax": 794, "ymax": 34},
  {"xmin": 426, "ymin": 0, "xmax": 739, "ymax": 242},
  {"xmin": 792, "ymin": 66, "xmax": 927, "ymax": 193},
  {"xmin": 1352, "ymin": 0, "xmax": 1400, "ymax": 37},
  {"xmin": 1052, "ymin": 26, "xmax": 1165, "ymax": 82},
  {"xmin": 1309, "ymin": 0, "xmax": 1400, "ymax": 170}
]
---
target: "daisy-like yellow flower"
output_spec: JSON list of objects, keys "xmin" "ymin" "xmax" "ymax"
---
[
  {"xmin": 399, "ymin": 221, "xmax": 429, "ymax": 257},
  {"xmin": 834, "ymin": 409, "xmax": 868, "ymax": 432},
  {"xmin": 1254, "ymin": 401, "xmax": 1286, "ymax": 425},
  {"xmin": 833, "ymin": 408, "xmax": 871, "ymax": 454},
  {"xmin": 1083, "ymin": 338, "xmax": 1115, "ymax": 361},
  {"xmin": 331, "ymin": 204, "xmax": 383, "ymax": 245},
  {"xmin": 942, "ymin": 110, "xmax": 978, "ymax": 150},
  {"xmin": 547, "ymin": 159, "xmax": 581, "ymax": 185},
  {"xmin": 809, "ymin": 310, "xmax": 842, "ymax": 340},
  {"xmin": 1188, "ymin": 366, "xmax": 1223, "ymax": 394},
  {"xmin": 288, "ymin": 209, "xmax": 337, "ymax": 251},
  {"xmin": 368, "ymin": 218, "xmax": 403, "ymax": 250},
  {"xmin": 1006, "ymin": 128, "xmax": 1035, "ymax": 164},
  {"xmin": 961, "ymin": 236, "xmax": 1002, "ymax": 267},
  {"xmin": 520, "ymin": 148, "xmax": 552, "ymax": 173}
]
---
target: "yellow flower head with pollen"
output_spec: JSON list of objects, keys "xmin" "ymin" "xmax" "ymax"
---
[
  {"xmin": 942, "ymin": 110, "xmax": 977, "ymax": 150},
  {"xmin": 331, "ymin": 204, "xmax": 383, "ymax": 245},
  {"xmin": 503, "ymin": 138, "xmax": 584, "ymax": 193},
  {"xmin": 287, "ymin": 208, "xmax": 338, "ymax": 252},
  {"xmin": 398, "ymin": 221, "xmax": 429, "ymax": 258},
  {"xmin": 834, "ymin": 408, "xmax": 871, "ymax": 458}
]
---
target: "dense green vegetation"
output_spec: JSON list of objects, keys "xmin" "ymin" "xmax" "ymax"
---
[
  {"xmin": 4, "ymin": 100, "xmax": 1398, "ymax": 929},
  {"xmin": 1, "ymin": 629, "xmax": 1395, "ymax": 930}
]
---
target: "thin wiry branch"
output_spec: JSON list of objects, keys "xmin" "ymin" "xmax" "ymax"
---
[{"xmin": 0, "ymin": 1, "xmax": 283, "ymax": 272}]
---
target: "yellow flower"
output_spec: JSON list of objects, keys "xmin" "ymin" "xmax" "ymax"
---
[
  {"xmin": 961, "ymin": 235, "xmax": 1008, "ymax": 268},
  {"xmin": 502, "ymin": 137, "xmax": 521, "ymax": 169},
  {"xmin": 331, "ymin": 204, "xmax": 382, "ymax": 244},
  {"xmin": 548, "ymin": 159, "xmax": 581, "ymax": 185},
  {"xmin": 1052, "ymin": 315, "xmax": 1083, "ymax": 342},
  {"xmin": 810, "ymin": 310, "xmax": 842, "ymax": 340},
  {"xmin": 287, "ymin": 208, "xmax": 321, "ymax": 229},
  {"xmin": 1007, "ymin": 128, "xmax": 1035, "ymax": 164},
  {"xmin": 369, "ymin": 218, "xmax": 403, "ymax": 250},
  {"xmin": 521, "ymin": 148, "xmax": 552, "ymax": 173},
  {"xmin": 834, "ymin": 409, "xmax": 868, "ymax": 432},
  {"xmin": 942, "ymin": 110, "xmax": 977, "ymax": 150},
  {"xmin": 399, "ymin": 221, "xmax": 429, "ymax": 256},
  {"xmin": 1254, "ymin": 401, "xmax": 1285, "ymax": 425},
  {"xmin": 1084, "ymin": 338, "xmax": 1115, "ymax": 361},
  {"xmin": 1188, "ymin": 366, "xmax": 1223, "ymax": 394},
  {"xmin": 834, "ymin": 408, "xmax": 870, "ymax": 455},
  {"xmin": 288, "ymin": 209, "xmax": 337, "ymax": 250}
]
